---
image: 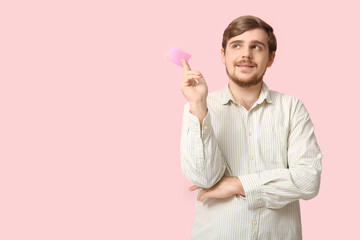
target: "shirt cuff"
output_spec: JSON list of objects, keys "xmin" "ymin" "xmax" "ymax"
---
[
  {"xmin": 238, "ymin": 174, "xmax": 265, "ymax": 210},
  {"xmin": 185, "ymin": 108, "xmax": 211, "ymax": 137}
]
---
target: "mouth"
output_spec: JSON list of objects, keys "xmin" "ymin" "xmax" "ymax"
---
[{"xmin": 236, "ymin": 64, "xmax": 255, "ymax": 70}]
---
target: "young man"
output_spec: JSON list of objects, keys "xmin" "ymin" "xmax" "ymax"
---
[{"xmin": 180, "ymin": 15, "xmax": 322, "ymax": 240}]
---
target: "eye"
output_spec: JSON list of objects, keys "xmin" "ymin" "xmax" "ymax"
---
[
  {"xmin": 233, "ymin": 44, "xmax": 240, "ymax": 49},
  {"xmin": 252, "ymin": 45, "xmax": 260, "ymax": 50}
]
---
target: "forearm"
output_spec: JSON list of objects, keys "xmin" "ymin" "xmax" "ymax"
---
[
  {"xmin": 180, "ymin": 102, "xmax": 226, "ymax": 188},
  {"xmin": 240, "ymin": 112, "xmax": 323, "ymax": 210},
  {"xmin": 189, "ymin": 101, "xmax": 207, "ymax": 129},
  {"xmin": 192, "ymin": 176, "xmax": 245, "ymax": 202},
  {"xmin": 239, "ymin": 99, "xmax": 323, "ymax": 210},
  {"xmin": 239, "ymin": 161, "xmax": 321, "ymax": 210}
]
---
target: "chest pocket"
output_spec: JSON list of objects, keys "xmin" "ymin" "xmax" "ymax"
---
[{"xmin": 260, "ymin": 125, "xmax": 289, "ymax": 165}]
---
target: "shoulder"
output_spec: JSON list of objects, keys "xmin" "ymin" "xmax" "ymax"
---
[
  {"xmin": 269, "ymin": 89, "xmax": 300, "ymax": 103},
  {"xmin": 269, "ymin": 89, "xmax": 310, "ymax": 119},
  {"xmin": 269, "ymin": 89, "xmax": 304, "ymax": 108}
]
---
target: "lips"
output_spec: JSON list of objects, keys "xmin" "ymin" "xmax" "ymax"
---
[{"xmin": 237, "ymin": 64, "xmax": 254, "ymax": 70}]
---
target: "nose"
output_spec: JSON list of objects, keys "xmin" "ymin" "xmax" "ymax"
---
[{"xmin": 241, "ymin": 46, "xmax": 251, "ymax": 59}]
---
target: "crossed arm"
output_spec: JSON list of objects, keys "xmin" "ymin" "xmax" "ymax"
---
[
  {"xmin": 180, "ymin": 103, "xmax": 246, "ymax": 202},
  {"xmin": 180, "ymin": 101, "xmax": 322, "ymax": 209},
  {"xmin": 189, "ymin": 176, "xmax": 245, "ymax": 202}
]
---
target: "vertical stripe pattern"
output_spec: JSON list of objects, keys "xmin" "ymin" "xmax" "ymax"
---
[{"xmin": 180, "ymin": 82, "xmax": 322, "ymax": 240}]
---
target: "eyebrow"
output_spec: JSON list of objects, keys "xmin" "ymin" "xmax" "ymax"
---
[{"xmin": 229, "ymin": 40, "xmax": 266, "ymax": 48}]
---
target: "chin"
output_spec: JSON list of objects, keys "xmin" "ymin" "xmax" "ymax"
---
[
  {"xmin": 225, "ymin": 66, "xmax": 263, "ymax": 88},
  {"xmin": 231, "ymin": 77, "xmax": 263, "ymax": 88}
]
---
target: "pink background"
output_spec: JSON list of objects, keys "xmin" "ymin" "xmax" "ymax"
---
[{"xmin": 1, "ymin": 0, "xmax": 359, "ymax": 239}]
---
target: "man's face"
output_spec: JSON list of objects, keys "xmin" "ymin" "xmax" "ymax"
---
[{"xmin": 221, "ymin": 28, "xmax": 275, "ymax": 88}]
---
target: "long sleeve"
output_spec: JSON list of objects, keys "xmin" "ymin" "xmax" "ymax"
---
[
  {"xmin": 239, "ymin": 100, "xmax": 322, "ymax": 210},
  {"xmin": 180, "ymin": 102, "xmax": 226, "ymax": 188}
]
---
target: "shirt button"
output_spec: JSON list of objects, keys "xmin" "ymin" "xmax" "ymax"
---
[
  {"xmin": 203, "ymin": 126, "xmax": 208, "ymax": 130},
  {"xmin": 248, "ymin": 131, "xmax": 252, "ymax": 136},
  {"xmin": 249, "ymin": 156, "xmax": 253, "ymax": 160},
  {"xmin": 253, "ymin": 220, "xmax": 257, "ymax": 225}
]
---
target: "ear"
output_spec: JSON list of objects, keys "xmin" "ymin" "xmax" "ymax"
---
[
  {"xmin": 221, "ymin": 48, "xmax": 225, "ymax": 64},
  {"xmin": 267, "ymin": 51, "xmax": 276, "ymax": 67}
]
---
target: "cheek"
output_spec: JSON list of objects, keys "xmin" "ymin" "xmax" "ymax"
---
[
  {"xmin": 227, "ymin": 56, "xmax": 237, "ymax": 65},
  {"xmin": 256, "ymin": 56, "xmax": 269, "ymax": 68}
]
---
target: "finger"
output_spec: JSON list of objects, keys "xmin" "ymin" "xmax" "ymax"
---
[
  {"xmin": 184, "ymin": 74, "xmax": 202, "ymax": 82},
  {"xmin": 182, "ymin": 77, "xmax": 201, "ymax": 87},
  {"xmin": 185, "ymin": 70, "xmax": 201, "ymax": 75},
  {"xmin": 197, "ymin": 189, "xmax": 209, "ymax": 201},
  {"xmin": 200, "ymin": 189, "xmax": 215, "ymax": 202},
  {"xmin": 183, "ymin": 81, "xmax": 198, "ymax": 88},
  {"xmin": 199, "ymin": 192, "xmax": 208, "ymax": 202},
  {"xmin": 189, "ymin": 185, "xmax": 201, "ymax": 191},
  {"xmin": 184, "ymin": 72, "xmax": 203, "ymax": 83},
  {"xmin": 181, "ymin": 59, "xmax": 191, "ymax": 72}
]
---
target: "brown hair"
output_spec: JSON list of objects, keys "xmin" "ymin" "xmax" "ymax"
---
[{"xmin": 222, "ymin": 15, "xmax": 277, "ymax": 57}]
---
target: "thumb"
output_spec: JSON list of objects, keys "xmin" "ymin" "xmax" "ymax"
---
[
  {"xmin": 198, "ymin": 190, "xmax": 210, "ymax": 202},
  {"xmin": 189, "ymin": 185, "xmax": 201, "ymax": 191}
]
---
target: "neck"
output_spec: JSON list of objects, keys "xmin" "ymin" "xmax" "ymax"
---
[{"xmin": 228, "ymin": 80, "xmax": 263, "ymax": 111}]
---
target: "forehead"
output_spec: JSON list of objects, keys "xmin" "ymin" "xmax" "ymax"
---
[{"xmin": 227, "ymin": 28, "xmax": 269, "ymax": 47}]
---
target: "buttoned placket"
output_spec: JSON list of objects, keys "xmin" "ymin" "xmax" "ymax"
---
[{"xmin": 246, "ymin": 107, "xmax": 261, "ymax": 240}]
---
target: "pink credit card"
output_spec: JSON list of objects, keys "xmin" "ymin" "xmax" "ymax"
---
[{"xmin": 165, "ymin": 46, "xmax": 191, "ymax": 67}]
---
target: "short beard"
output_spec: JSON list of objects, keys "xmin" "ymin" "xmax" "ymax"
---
[{"xmin": 225, "ymin": 65, "xmax": 266, "ymax": 88}]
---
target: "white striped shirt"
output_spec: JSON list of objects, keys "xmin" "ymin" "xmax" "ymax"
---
[{"xmin": 180, "ymin": 82, "xmax": 322, "ymax": 240}]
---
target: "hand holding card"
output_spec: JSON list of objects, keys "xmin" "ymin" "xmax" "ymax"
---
[
  {"xmin": 165, "ymin": 45, "xmax": 208, "ymax": 122},
  {"xmin": 180, "ymin": 58, "xmax": 208, "ymax": 124}
]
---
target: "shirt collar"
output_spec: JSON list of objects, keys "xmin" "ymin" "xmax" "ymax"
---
[{"xmin": 221, "ymin": 81, "xmax": 272, "ymax": 105}]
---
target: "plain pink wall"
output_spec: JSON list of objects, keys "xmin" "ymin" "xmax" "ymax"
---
[{"xmin": 1, "ymin": 0, "xmax": 359, "ymax": 239}]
